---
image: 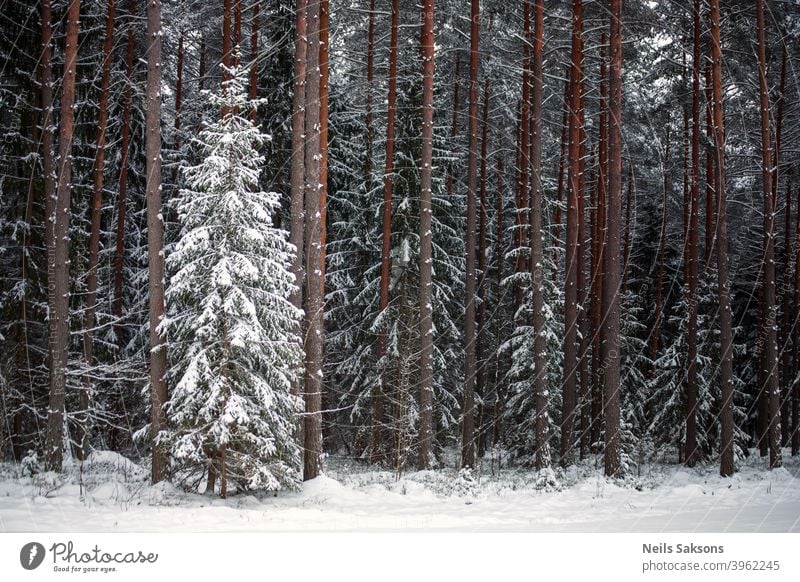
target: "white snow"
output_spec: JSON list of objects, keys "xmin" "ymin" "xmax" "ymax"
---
[{"xmin": 1, "ymin": 451, "xmax": 799, "ymax": 533}]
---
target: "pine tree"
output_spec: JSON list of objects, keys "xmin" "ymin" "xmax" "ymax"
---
[{"xmin": 164, "ymin": 64, "xmax": 303, "ymax": 495}]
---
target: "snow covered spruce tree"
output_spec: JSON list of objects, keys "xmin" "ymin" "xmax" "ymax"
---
[{"xmin": 162, "ymin": 62, "xmax": 304, "ymax": 497}]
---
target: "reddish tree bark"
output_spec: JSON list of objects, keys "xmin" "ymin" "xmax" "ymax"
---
[
  {"xmin": 602, "ymin": 0, "xmax": 623, "ymax": 477},
  {"xmin": 651, "ymin": 127, "xmax": 669, "ymax": 370},
  {"xmin": 146, "ymin": 0, "xmax": 168, "ymax": 484},
  {"xmin": 755, "ymin": 0, "xmax": 781, "ymax": 469},
  {"xmin": 710, "ymin": 0, "xmax": 735, "ymax": 478},
  {"xmin": 462, "ymin": 0, "xmax": 480, "ymax": 469},
  {"xmin": 554, "ymin": 68, "xmax": 570, "ymax": 266},
  {"xmin": 289, "ymin": 0, "xmax": 307, "ymax": 409},
  {"xmin": 374, "ymin": 0, "xmax": 399, "ymax": 464},
  {"xmin": 112, "ymin": 0, "xmax": 136, "ymax": 344},
  {"xmin": 477, "ymin": 78, "xmax": 490, "ymax": 455},
  {"xmin": 493, "ymin": 158, "xmax": 506, "ymax": 446},
  {"xmin": 44, "ymin": 0, "xmax": 80, "ymax": 473},
  {"xmin": 80, "ymin": 0, "xmax": 116, "ymax": 460},
  {"xmin": 685, "ymin": 0, "xmax": 701, "ymax": 467},
  {"xmin": 447, "ymin": 56, "xmax": 461, "ymax": 197},
  {"xmin": 560, "ymin": 0, "xmax": 582, "ymax": 468},
  {"xmin": 622, "ymin": 165, "xmax": 633, "ymax": 294},
  {"xmin": 591, "ymin": 32, "xmax": 607, "ymax": 451},
  {"xmin": 704, "ymin": 61, "xmax": 715, "ymax": 270},
  {"xmin": 365, "ymin": 0, "xmax": 376, "ymax": 178},
  {"xmin": 417, "ymin": 0, "xmax": 436, "ymax": 469},
  {"xmin": 793, "ymin": 175, "xmax": 800, "ymax": 456},
  {"xmin": 303, "ymin": 0, "xmax": 323, "ymax": 480}
]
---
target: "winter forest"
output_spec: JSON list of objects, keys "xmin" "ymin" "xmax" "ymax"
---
[{"xmin": 1, "ymin": 0, "xmax": 800, "ymax": 530}]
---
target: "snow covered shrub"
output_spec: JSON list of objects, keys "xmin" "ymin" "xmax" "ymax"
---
[{"xmin": 162, "ymin": 61, "xmax": 303, "ymax": 495}]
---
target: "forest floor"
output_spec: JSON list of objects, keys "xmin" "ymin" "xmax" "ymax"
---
[{"xmin": 1, "ymin": 449, "xmax": 799, "ymax": 532}]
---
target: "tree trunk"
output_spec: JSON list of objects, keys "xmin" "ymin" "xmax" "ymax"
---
[
  {"xmin": 560, "ymin": 0, "xmax": 582, "ymax": 468},
  {"xmin": 782, "ymin": 169, "xmax": 793, "ymax": 447},
  {"xmin": 514, "ymin": 1, "xmax": 531, "ymax": 321},
  {"xmin": 530, "ymin": 0, "xmax": 548, "ymax": 470},
  {"xmin": 374, "ymin": 0, "xmax": 399, "ymax": 464},
  {"xmin": 553, "ymin": 68, "xmax": 570, "ymax": 270},
  {"xmin": 493, "ymin": 159, "xmax": 506, "ymax": 446},
  {"xmin": 704, "ymin": 61, "xmax": 715, "ymax": 271},
  {"xmin": 477, "ymin": 78, "xmax": 490, "ymax": 457},
  {"xmin": 289, "ymin": 0, "xmax": 307, "ymax": 414},
  {"xmin": 146, "ymin": 0, "xmax": 168, "ymax": 484},
  {"xmin": 461, "ymin": 0, "xmax": 480, "ymax": 470},
  {"xmin": 303, "ymin": 0, "xmax": 323, "ymax": 480},
  {"xmin": 113, "ymin": 0, "xmax": 136, "ymax": 348},
  {"xmin": 591, "ymin": 39, "xmax": 607, "ymax": 450},
  {"xmin": 793, "ymin": 176, "xmax": 800, "ymax": 456},
  {"xmin": 80, "ymin": 0, "xmax": 117, "ymax": 461},
  {"xmin": 417, "ymin": 0, "xmax": 436, "ymax": 470},
  {"xmin": 44, "ymin": 0, "xmax": 81, "ymax": 473},
  {"xmin": 685, "ymin": 0, "xmax": 701, "ymax": 468},
  {"xmin": 446, "ymin": 57, "xmax": 461, "ymax": 197},
  {"xmin": 710, "ymin": 0, "xmax": 735, "ymax": 478},
  {"xmin": 365, "ymin": 0, "xmax": 376, "ymax": 178},
  {"xmin": 755, "ymin": 0, "xmax": 781, "ymax": 470},
  {"xmin": 651, "ymin": 128, "xmax": 669, "ymax": 373},
  {"xmin": 40, "ymin": 0, "xmax": 55, "ymax": 278},
  {"xmin": 602, "ymin": 0, "xmax": 623, "ymax": 477},
  {"xmin": 622, "ymin": 166, "xmax": 633, "ymax": 294}
]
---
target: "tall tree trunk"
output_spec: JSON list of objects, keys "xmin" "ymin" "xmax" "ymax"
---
[
  {"xmin": 710, "ymin": 0, "xmax": 735, "ymax": 478},
  {"xmin": 44, "ymin": 0, "xmax": 81, "ymax": 473},
  {"xmin": 146, "ymin": 0, "xmax": 168, "ymax": 484},
  {"xmin": 793, "ymin": 176, "xmax": 800, "ymax": 456},
  {"xmin": 80, "ymin": 0, "xmax": 116, "ymax": 461},
  {"xmin": 518, "ymin": 0, "xmax": 531, "ymax": 292},
  {"xmin": 477, "ymin": 78, "xmax": 490, "ymax": 456},
  {"xmin": 774, "ymin": 47, "xmax": 789, "ymax": 448},
  {"xmin": 40, "ymin": 0, "xmax": 55, "ymax": 279},
  {"xmin": 303, "ymin": 0, "xmax": 323, "ymax": 480},
  {"xmin": 446, "ymin": 57, "xmax": 461, "ymax": 197},
  {"xmin": 602, "ymin": 0, "xmax": 623, "ymax": 477},
  {"xmin": 318, "ymin": 0, "xmax": 330, "ymax": 458},
  {"xmin": 417, "ymin": 0, "xmax": 436, "ymax": 470},
  {"xmin": 704, "ymin": 61, "xmax": 715, "ymax": 271},
  {"xmin": 755, "ymin": 0, "xmax": 781, "ymax": 470},
  {"xmin": 651, "ymin": 128, "xmax": 669, "ymax": 371},
  {"xmin": 113, "ymin": 0, "xmax": 136, "ymax": 348},
  {"xmin": 553, "ymin": 68, "xmax": 570, "ymax": 270},
  {"xmin": 560, "ymin": 0, "xmax": 582, "ymax": 468},
  {"xmin": 461, "ymin": 0, "xmax": 480, "ymax": 469},
  {"xmin": 621, "ymin": 165, "xmax": 633, "ymax": 294},
  {"xmin": 685, "ymin": 0, "xmax": 701, "ymax": 467},
  {"xmin": 493, "ymin": 158, "xmax": 506, "ymax": 446},
  {"xmin": 289, "ymin": 0, "xmax": 307, "ymax": 413},
  {"xmin": 782, "ymin": 169, "xmax": 793, "ymax": 447},
  {"xmin": 591, "ymin": 38, "xmax": 607, "ymax": 450},
  {"xmin": 365, "ymin": 0, "xmax": 376, "ymax": 178},
  {"xmin": 374, "ymin": 0, "xmax": 399, "ymax": 464},
  {"xmin": 530, "ymin": 0, "xmax": 548, "ymax": 470}
]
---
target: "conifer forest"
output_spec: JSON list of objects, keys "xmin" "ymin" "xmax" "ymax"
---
[{"xmin": 1, "ymin": 0, "xmax": 800, "ymax": 524}]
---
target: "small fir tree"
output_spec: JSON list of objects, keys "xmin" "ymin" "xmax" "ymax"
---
[{"xmin": 163, "ymin": 62, "xmax": 303, "ymax": 495}]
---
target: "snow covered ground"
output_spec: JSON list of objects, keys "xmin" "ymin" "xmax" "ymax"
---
[{"xmin": 1, "ymin": 450, "xmax": 799, "ymax": 533}]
